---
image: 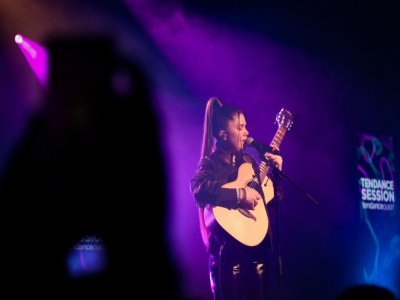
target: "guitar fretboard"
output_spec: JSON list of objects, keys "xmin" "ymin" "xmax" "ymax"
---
[{"xmin": 258, "ymin": 126, "xmax": 287, "ymax": 183}]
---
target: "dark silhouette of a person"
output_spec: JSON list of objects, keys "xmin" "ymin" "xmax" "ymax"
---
[{"xmin": 0, "ymin": 36, "xmax": 180, "ymax": 298}]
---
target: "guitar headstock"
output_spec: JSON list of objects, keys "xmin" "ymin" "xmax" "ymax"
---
[{"xmin": 275, "ymin": 108, "xmax": 294, "ymax": 131}]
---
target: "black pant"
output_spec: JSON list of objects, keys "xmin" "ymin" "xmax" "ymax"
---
[{"xmin": 209, "ymin": 240, "xmax": 269, "ymax": 300}]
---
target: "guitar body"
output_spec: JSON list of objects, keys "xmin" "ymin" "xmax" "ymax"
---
[{"xmin": 204, "ymin": 162, "xmax": 274, "ymax": 247}]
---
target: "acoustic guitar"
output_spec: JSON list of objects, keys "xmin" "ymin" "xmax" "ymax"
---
[{"xmin": 204, "ymin": 108, "xmax": 294, "ymax": 246}]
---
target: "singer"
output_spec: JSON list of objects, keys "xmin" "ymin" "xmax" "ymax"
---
[{"xmin": 190, "ymin": 97, "xmax": 283, "ymax": 300}]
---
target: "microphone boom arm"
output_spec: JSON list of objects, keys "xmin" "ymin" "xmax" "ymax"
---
[{"xmin": 260, "ymin": 155, "xmax": 319, "ymax": 205}]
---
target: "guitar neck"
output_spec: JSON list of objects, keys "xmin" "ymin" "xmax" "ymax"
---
[
  {"xmin": 270, "ymin": 126, "xmax": 287, "ymax": 149},
  {"xmin": 259, "ymin": 126, "xmax": 287, "ymax": 182}
]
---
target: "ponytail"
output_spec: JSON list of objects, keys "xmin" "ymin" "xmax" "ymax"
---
[
  {"xmin": 201, "ymin": 97, "xmax": 222, "ymax": 158},
  {"xmin": 197, "ymin": 97, "xmax": 243, "ymax": 250},
  {"xmin": 198, "ymin": 97, "xmax": 222, "ymax": 251}
]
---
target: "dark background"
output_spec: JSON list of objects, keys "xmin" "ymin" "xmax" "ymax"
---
[{"xmin": 0, "ymin": 1, "xmax": 399, "ymax": 299}]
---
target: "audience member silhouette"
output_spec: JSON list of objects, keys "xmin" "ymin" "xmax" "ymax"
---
[
  {"xmin": 0, "ymin": 36, "xmax": 180, "ymax": 298},
  {"xmin": 336, "ymin": 284, "xmax": 397, "ymax": 300}
]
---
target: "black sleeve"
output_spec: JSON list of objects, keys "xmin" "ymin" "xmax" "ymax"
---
[{"xmin": 190, "ymin": 157, "xmax": 238, "ymax": 209}]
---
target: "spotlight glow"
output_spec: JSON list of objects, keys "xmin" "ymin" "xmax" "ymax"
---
[
  {"xmin": 14, "ymin": 34, "xmax": 23, "ymax": 44},
  {"xmin": 14, "ymin": 34, "xmax": 48, "ymax": 87}
]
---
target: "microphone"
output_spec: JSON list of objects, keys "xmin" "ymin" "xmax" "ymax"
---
[{"xmin": 245, "ymin": 137, "xmax": 280, "ymax": 155}]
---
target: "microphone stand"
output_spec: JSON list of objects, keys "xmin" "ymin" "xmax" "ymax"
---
[
  {"xmin": 259, "ymin": 155, "xmax": 318, "ymax": 300},
  {"xmin": 261, "ymin": 155, "xmax": 319, "ymax": 205}
]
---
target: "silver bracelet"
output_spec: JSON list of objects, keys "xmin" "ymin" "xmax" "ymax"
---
[{"xmin": 236, "ymin": 188, "xmax": 241, "ymax": 203}]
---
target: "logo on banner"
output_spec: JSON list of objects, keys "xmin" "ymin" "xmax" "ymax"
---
[{"xmin": 357, "ymin": 134, "xmax": 396, "ymax": 211}]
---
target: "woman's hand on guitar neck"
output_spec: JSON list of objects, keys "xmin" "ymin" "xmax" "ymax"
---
[
  {"xmin": 239, "ymin": 187, "xmax": 262, "ymax": 210},
  {"xmin": 264, "ymin": 152, "xmax": 283, "ymax": 171}
]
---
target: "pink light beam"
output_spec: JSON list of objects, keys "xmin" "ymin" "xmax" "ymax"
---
[{"xmin": 14, "ymin": 34, "xmax": 48, "ymax": 87}]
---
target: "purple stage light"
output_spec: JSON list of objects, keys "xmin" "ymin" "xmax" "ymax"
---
[{"xmin": 14, "ymin": 34, "xmax": 48, "ymax": 87}]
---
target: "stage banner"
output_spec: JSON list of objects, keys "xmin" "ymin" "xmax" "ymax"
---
[
  {"xmin": 357, "ymin": 134, "xmax": 395, "ymax": 212},
  {"xmin": 356, "ymin": 133, "xmax": 398, "ymax": 292}
]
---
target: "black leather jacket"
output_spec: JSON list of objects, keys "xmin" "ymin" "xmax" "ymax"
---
[
  {"xmin": 191, "ymin": 147, "xmax": 271, "ymax": 257},
  {"xmin": 191, "ymin": 148, "xmax": 258, "ymax": 209}
]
